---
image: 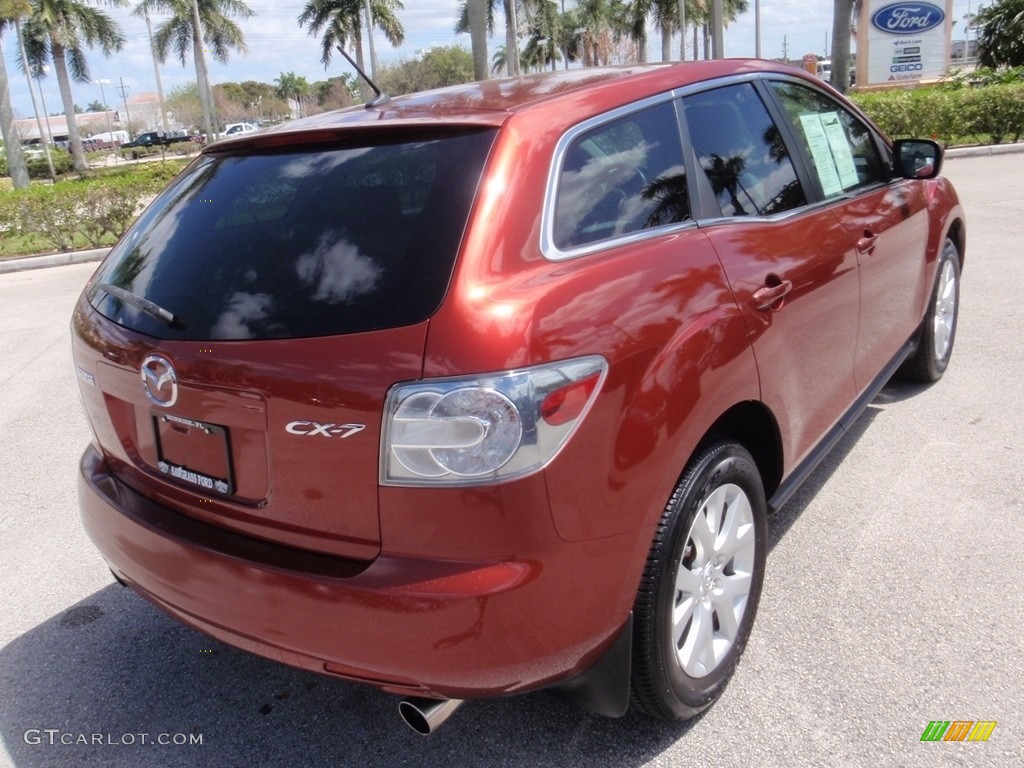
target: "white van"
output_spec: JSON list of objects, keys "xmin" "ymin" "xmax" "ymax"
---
[{"xmin": 89, "ymin": 130, "xmax": 130, "ymax": 149}]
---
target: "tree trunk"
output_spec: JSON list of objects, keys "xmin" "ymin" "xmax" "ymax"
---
[
  {"xmin": 52, "ymin": 45, "xmax": 87, "ymax": 173},
  {"xmin": 505, "ymin": 0, "xmax": 519, "ymax": 76},
  {"xmin": 363, "ymin": 0, "xmax": 379, "ymax": 78},
  {"xmin": 0, "ymin": 40, "xmax": 30, "ymax": 189},
  {"xmin": 467, "ymin": 0, "xmax": 489, "ymax": 81},
  {"xmin": 662, "ymin": 24, "xmax": 671, "ymax": 61},
  {"xmin": 353, "ymin": 33, "xmax": 371, "ymax": 102},
  {"xmin": 190, "ymin": 0, "xmax": 216, "ymax": 138},
  {"xmin": 143, "ymin": 9, "xmax": 171, "ymax": 135},
  {"xmin": 830, "ymin": 0, "xmax": 853, "ymax": 93},
  {"xmin": 679, "ymin": 2, "xmax": 687, "ymax": 61}
]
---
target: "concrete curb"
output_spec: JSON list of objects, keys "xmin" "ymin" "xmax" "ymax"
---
[
  {"xmin": 0, "ymin": 142, "xmax": 1020, "ymax": 276},
  {"xmin": 0, "ymin": 247, "xmax": 109, "ymax": 275},
  {"xmin": 945, "ymin": 142, "xmax": 1024, "ymax": 159}
]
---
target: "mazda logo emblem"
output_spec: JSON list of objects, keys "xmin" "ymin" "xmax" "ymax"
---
[{"xmin": 141, "ymin": 354, "xmax": 178, "ymax": 407}]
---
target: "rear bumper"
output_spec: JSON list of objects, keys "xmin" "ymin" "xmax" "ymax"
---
[{"xmin": 78, "ymin": 444, "xmax": 636, "ymax": 700}]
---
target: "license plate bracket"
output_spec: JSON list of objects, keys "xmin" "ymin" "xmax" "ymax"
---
[{"xmin": 152, "ymin": 412, "xmax": 234, "ymax": 495}]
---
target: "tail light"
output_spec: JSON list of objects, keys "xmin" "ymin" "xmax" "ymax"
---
[{"xmin": 381, "ymin": 356, "xmax": 607, "ymax": 486}]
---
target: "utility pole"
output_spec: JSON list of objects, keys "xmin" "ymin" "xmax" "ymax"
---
[
  {"xmin": 782, "ymin": 35, "xmax": 789, "ymax": 63},
  {"xmin": 755, "ymin": 0, "xmax": 762, "ymax": 59},
  {"xmin": 117, "ymin": 78, "xmax": 133, "ymax": 138}
]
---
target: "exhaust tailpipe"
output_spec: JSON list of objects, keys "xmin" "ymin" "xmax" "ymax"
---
[{"xmin": 398, "ymin": 697, "xmax": 464, "ymax": 735}]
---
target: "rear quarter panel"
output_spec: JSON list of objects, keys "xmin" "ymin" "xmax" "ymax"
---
[{"xmin": 423, "ymin": 110, "xmax": 761, "ymax": 548}]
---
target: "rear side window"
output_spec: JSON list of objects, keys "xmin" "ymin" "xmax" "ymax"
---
[
  {"xmin": 553, "ymin": 100, "xmax": 690, "ymax": 251},
  {"xmin": 683, "ymin": 84, "xmax": 806, "ymax": 217},
  {"xmin": 88, "ymin": 131, "xmax": 496, "ymax": 340},
  {"xmin": 767, "ymin": 81, "xmax": 885, "ymax": 198}
]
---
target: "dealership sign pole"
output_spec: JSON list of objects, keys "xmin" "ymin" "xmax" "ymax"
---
[{"xmin": 856, "ymin": 1, "xmax": 953, "ymax": 88}]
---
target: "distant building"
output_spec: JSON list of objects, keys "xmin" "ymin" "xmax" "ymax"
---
[
  {"xmin": 14, "ymin": 111, "xmax": 118, "ymax": 143},
  {"xmin": 951, "ymin": 40, "xmax": 978, "ymax": 61},
  {"xmin": 13, "ymin": 92, "xmax": 177, "ymax": 145}
]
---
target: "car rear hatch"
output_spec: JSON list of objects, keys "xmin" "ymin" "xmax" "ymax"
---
[{"xmin": 73, "ymin": 127, "xmax": 497, "ymax": 560}]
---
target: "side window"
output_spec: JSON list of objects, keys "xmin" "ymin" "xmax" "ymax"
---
[
  {"xmin": 682, "ymin": 83, "xmax": 806, "ymax": 217},
  {"xmin": 768, "ymin": 81, "xmax": 885, "ymax": 198},
  {"xmin": 554, "ymin": 100, "xmax": 690, "ymax": 250}
]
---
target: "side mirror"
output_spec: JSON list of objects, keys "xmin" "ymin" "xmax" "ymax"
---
[{"xmin": 893, "ymin": 139, "xmax": 943, "ymax": 180}]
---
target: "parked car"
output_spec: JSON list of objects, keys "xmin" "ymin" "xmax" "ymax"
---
[
  {"xmin": 71, "ymin": 60, "xmax": 964, "ymax": 734},
  {"xmin": 223, "ymin": 121, "xmax": 258, "ymax": 136}
]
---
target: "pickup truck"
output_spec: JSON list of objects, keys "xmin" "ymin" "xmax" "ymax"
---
[{"xmin": 119, "ymin": 131, "xmax": 194, "ymax": 159}]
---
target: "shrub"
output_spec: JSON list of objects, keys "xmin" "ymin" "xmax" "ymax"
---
[
  {"xmin": 75, "ymin": 178, "xmax": 150, "ymax": 247},
  {"xmin": 26, "ymin": 151, "xmax": 75, "ymax": 179},
  {"xmin": 852, "ymin": 81, "xmax": 1024, "ymax": 145},
  {"xmin": 959, "ymin": 84, "xmax": 1024, "ymax": 143},
  {"xmin": 16, "ymin": 185, "xmax": 81, "ymax": 252}
]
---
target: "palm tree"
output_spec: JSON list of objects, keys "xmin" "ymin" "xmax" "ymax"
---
[
  {"xmin": 20, "ymin": 0, "xmax": 126, "ymax": 173},
  {"xmin": 274, "ymin": 71, "xmax": 310, "ymax": 118},
  {"xmin": 297, "ymin": 0, "xmax": 403, "ymax": 76},
  {"xmin": 521, "ymin": 0, "xmax": 560, "ymax": 71},
  {"xmin": 830, "ymin": 0, "xmax": 853, "ymax": 92},
  {"xmin": 465, "ymin": 0, "xmax": 488, "ymax": 79},
  {"xmin": 456, "ymin": 0, "xmax": 522, "ymax": 77},
  {"xmin": 1, "ymin": 0, "xmax": 32, "ymax": 188},
  {"xmin": 684, "ymin": 0, "xmax": 748, "ymax": 60},
  {"xmin": 137, "ymin": 0, "xmax": 253, "ymax": 141},
  {"xmin": 566, "ymin": 0, "xmax": 624, "ymax": 67}
]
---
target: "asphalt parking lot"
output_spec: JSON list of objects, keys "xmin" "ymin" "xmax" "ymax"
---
[{"xmin": 0, "ymin": 152, "xmax": 1021, "ymax": 767}]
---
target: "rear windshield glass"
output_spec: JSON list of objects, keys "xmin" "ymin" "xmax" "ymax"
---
[{"xmin": 87, "ymin": 130, "xmax": 496, "ymax": 340}]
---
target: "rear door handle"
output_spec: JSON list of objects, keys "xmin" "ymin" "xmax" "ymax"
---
[
  {"xmin": 857, "ymin": 231, "xmax": 879, "ymax": 255},
  {"xmin": 752, "ymin": 279, "xmax": 793, "ymax": 311}
]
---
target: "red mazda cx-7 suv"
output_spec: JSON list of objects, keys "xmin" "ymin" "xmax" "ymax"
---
[{"xmin": 71, "ymin": 60, "xmax": 964, "ymax": 734}]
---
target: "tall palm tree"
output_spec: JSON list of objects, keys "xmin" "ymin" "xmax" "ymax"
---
[
  {"xmin": 274, "ymin": 71, "xmax": 310, "ymax": 118},
  {"xmin": 137, "ymin": 0, "xmax": 253, "ymax": 140},
  {"xmin": 521, "ymin": 0, "xmax": 559, "ymax": 71},
  {"xmin": 297, "ymin": 0, "xmax": 403, "ymax": 76},
  {"xmin": 1, "ymin": 0, "xmax": 32, "ymax": 188},
  {"xmin": 21, "ymin": 0, "xmax": 126, "ymax": 173},
  {"xmin": 567, "ymin": 0, "xmax": 624, "ymax": 67},
  {"xmin": 456, "ymin": 0, "xmax": 523, "ymax": 77}
]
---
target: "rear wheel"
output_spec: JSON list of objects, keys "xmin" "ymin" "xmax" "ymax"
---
[
  {"xmin": 631, "ymin": 441, "xmax": 767, "ymax": 721},
  {"xmin": 900, "ymin": 238, "xmax": 960, "ymax": 382}
]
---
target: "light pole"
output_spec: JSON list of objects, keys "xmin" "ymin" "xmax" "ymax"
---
[{"xmin": 94, "ymin": 78, "xmax": 114, "ymax": 149}]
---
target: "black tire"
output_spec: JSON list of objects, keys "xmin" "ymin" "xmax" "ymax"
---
[
  {"xmin": 899, "ymin": 238, "xmax": 960, "ymax": 382},
  {"xmin": 631, "ymin": 441, "xmax": 767, "ymax": 721}
]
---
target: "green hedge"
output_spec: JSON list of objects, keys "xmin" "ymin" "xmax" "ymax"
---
[
  {"xmin": 851, "ymin": 82, "xmax": 1024, "ymax": 145},
  {"xmin": 0, "ymin": 160, "xmax": 189, "ymax": 255}
]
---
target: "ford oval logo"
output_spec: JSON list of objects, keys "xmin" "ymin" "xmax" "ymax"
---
[{"xmin": 871, "ymin": 3, "xmax": 945, "ymax": 35}]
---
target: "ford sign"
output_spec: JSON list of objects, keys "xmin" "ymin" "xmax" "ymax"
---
[{"xmin": 871, "ymin": 3, "xmax": 945, "ymax": 35}]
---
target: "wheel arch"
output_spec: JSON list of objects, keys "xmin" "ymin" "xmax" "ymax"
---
[
  {"xmin": 698, "ymin": 401, "xmax": 784, "ymax": 503},
  {"xmin": 945, "ymin": 216, "xmax": 966, "ymax": 270}
]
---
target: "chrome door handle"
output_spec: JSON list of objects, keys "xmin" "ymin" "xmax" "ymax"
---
[{"xmin": 752, "ymin": 279, "xmax": 793, "ymax": 311}]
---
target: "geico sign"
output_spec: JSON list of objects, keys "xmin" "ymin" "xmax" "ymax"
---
[
  {"xmin": 891, "ymin": 63, "xmax": 924, "ymax": 72},
  {"xmin": 872, "ymin": 3, "xmax": 945, "ymax": 35}
]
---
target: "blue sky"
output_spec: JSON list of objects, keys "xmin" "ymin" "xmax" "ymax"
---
[{"xmin": 2, "ymin": 1, "xmax": 979, "ymax": 119}]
